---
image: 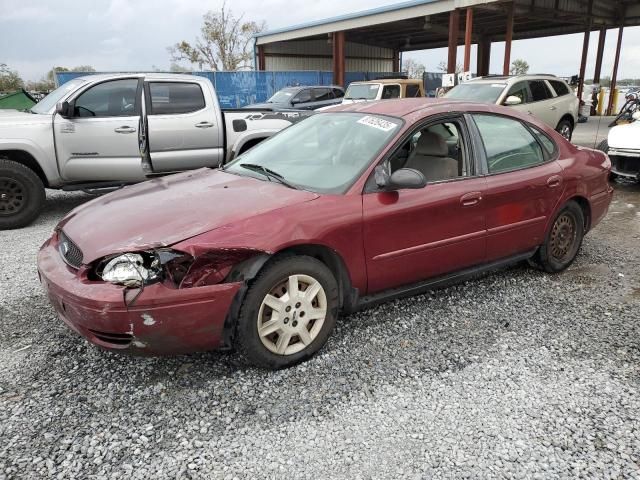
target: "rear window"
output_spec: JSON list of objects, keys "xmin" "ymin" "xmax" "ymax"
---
[
  {"xmin": 149, "ymin": 82, "xmax": 205, "ymax": 115},
  {"xmin": 550, "ymin": 80, "xmax": 570, "ymax": 96},
  {"xmin": 406, "ymin": 84, "xmax": 421, "ymax": 98}
]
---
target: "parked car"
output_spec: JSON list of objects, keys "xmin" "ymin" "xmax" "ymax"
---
[
  {"xmin": 38, "ymin": 99, "xmax": 612, "ymax": 369},
  {"xmin": 342, "ymin": 78, "xmax": 424, "ymax": 103},
  {"xmin": 244, "ymin": 86, "xmax": 344, "ymax": 110},
  {"xmin": 597, "ymin": 110, "xmax": 640, "ymax": 181},
  {"xmin": 445, "ymin": 75, "xmax": 579, "ymax": 141},
  {"xmin": 0, "ymin": 73, "xmax": 312, "ymax": 229}
]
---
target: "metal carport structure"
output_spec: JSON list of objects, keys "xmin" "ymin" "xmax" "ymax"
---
[{"xmin": 255, "ymin": 0, "xmax": 640, "ymax": 113}]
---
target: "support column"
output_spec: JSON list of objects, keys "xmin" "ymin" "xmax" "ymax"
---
[
  {"xmin": 577, "ymin": 29, "xmax": 591, "ymax": 102},
  {"xmin": 464, "ymin": 8, "xmax": 474, "ymax": 72},
  {"xmin": 257, "ymin": 45, "xmax": 266, "ymax": 71},
  {"xmin": 447, "ymin": 9, "xmax": 460, "ymax": 74},
  {"xmin": 332, "ymin": 31, "xmax": 346, "ymax": 87},
  {"xmin": 393, "ymin": 50, "xmax": 400, "ymax": 73},
  {"xmin": 607, "ymin": 25, "xmax": 624, "ymax": 115},
  {"xmin": 477, "ymin": 36, "xmax": 491, "ymax": 77},
  {"xmin": 503, "ymin": 2, "xmax": 514, "ymax": 75},
  {"xmin": 593, "ymin": 27, "xmax": 607, "ymax": 83}
]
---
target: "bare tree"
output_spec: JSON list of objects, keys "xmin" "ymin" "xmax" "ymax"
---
[
  {"xmin": 403, "ymin": 59, "xmax": 426, "ymax": 79},
  {"xmin": 0, "ymin": 64, "xmax": 24, "ymax": 92},
  {"xmin": 437, "ymin": 60, "xmax": 463, "ymax": 74},
  {"xmin": 169, "ymin": 2, "xmax": 265, "ymax": 71},
  {"xmin": 510, "ymin": 59, "xmax": 530, "ymax": 75}
]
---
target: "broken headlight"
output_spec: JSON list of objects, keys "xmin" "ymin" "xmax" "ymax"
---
[{"xmin": 96, "ymin": 250, "xmax": 192, "ymax": 288}]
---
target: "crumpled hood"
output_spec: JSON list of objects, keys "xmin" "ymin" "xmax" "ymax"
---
[
  {"xmin": 608, "ymin": 121, "xmax": 640, "ymax": 150},
  {"xmin": 59, "ymin": 169, "xmax": 319, "ymax": 263}
]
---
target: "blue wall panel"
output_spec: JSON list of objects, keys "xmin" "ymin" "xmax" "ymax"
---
[{"xmin": 55, "ymin": 71, "xmax": 402, "ymax": 108}]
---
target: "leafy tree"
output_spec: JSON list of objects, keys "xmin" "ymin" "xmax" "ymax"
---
[
  {"xmin": 0, "ymin": 64, "xmax": 24, "ymax": 92},
  {"xmin": 403, "ymin": 59, "xmax": 426, "ymax": 79},
  {"xmin": 510, "ymin": 59, "xmax": 530, "ymax": 75},
  {"xmin": 169, "ymin": 2, "xmax": 265, "ymax": 71}
]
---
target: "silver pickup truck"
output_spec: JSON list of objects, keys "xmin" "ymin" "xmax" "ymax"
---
[{"xmin": 0, "ymin": 73, "xmax": 311, "ymax": 229}]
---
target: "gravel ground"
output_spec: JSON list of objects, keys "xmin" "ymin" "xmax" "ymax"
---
[{"xmin": 1, "ymin": 182, "xmax": 640, "ymax": 479}]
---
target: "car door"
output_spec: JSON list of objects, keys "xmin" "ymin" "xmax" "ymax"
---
[
  {"xmin": 470, "ymin": 113, "xmax": 564, "ymax": 261},
  {"xmin": 503, "ymin": 81, "xmax": 532, "ymax": 115},
  {"xmin": 527, "ymin": 80, "xmax": 557, "ymax": 127},
  {"xmin": 308, "ymin": 88, "xmax": 336, "ymax": 109},
  {"xmin": 145, "ymin": 80, "xmax": 223, "ymax": 172},
  {"xmin": 362, "ymin": 115, "xmax": 487, "ymax": 294},
  {"xmin": 53, "ymin": 78, "xmax": 146, "ymax": 182},
  {"xmin": 291, "ymin": 89, "xmax": 314, "ymax": 109}
]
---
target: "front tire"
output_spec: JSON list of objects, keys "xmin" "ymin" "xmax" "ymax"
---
[
  {"xmin": 234, "ymin": 255, "xmax": 339, "ymax": 369},
  {"xmin": 0, "ymin": 159, "xmax": 45, "ymax": 230},
  {"xmin": 531, "ymin": 201, "xmax": 585, "ymax": 273},
  {"xmin": 556, "ymin": 119, "xmax": 574, "ymax": 141}
]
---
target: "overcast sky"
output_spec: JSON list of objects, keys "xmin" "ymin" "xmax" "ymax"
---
[{"xmin": 1, "ymin": 0, "xmax": 639, "ymax": 82}]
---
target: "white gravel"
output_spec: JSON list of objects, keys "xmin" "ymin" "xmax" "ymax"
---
[{"xmin": 1, "ymin": 186, "xmax": 640, "ymax": 479}]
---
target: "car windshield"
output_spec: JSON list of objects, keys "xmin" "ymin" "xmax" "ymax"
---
[
  {"xmin": 345, "ymin": 83, "xmax": 380, "ymax": 100},
  {"xmin": 445, "ymin": 83, "xmax": 506, "ymax": 103},
  {"xmin": 30, "ymin": 79, "xmax": 86, "ymax": 114},
  {"xmin": 225, "ymin": 113, "xmax": 402, "ymax": 194},
  {"xmin": 267, "ymin": 89, "xmax": 297, "ymax": 103}
]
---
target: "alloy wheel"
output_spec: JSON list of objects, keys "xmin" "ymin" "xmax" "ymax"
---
[
  {"xmin": 549, "ymin": 213, "xmax": 577, "ymax": 262},
  {"xmin": 560, "ymin": 125, "xmax": 572, "ymax": 140},
  {"xmin": 257, "ymin": 274, "xmax": 327, "ymax": 356},
  {"xmin": 0, "ymin": 177, "xmax": 26, "ymax": 216}
]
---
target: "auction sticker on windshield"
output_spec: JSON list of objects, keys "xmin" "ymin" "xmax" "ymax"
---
[{"xmin": 357, "ymin": 116, "xmax": 398, "ymax": 132}]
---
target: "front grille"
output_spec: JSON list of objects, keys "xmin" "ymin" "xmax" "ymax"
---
[
  {"xmin": 609, "ymin": 152, "xmax": 640, "ymax": 176},
  {"xmin": 88, "ymin": 329, "xmax": 133, "ymax": 347},
  {"xmin": 58, "ymin": 230, "xmax": 84, "ymax": 269}
]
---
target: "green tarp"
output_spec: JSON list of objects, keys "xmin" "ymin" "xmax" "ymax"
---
[{"xmin": 0, "ymin": 89, "xmax": 37, "ymax": 110}]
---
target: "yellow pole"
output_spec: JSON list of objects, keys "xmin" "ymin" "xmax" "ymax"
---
[
  {"xmin": 597, "ymin": 88, "xmax": 606, "ymax": 116},
  {"xmin": 611, "ymin": 88, "xmax": 619, "ymax": 116}
]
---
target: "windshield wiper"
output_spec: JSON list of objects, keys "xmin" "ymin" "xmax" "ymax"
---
[{"xmin": 239, "ymin": 163, "xmax": 298, "ymax": 189}]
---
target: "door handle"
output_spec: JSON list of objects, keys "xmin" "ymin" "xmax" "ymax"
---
[
  {"xmin": 550, "ymin": 105, "xmax": 557, "ymax": 111},
  {"xmin": 114, "ymin": 126, "xmax": 136, "ymax": 134},
  {"xmin": 527, "ymin": 111, "xmax": 533, "ymax": 115},
  {"xmin": 547, "ymin": 175, "xmax": 562, "ymax": 188},
  {"xmin": 195, "ymin": 122, "xmax": 214, "ymax": 128},
  {"xmin": 460, "ymin": 192, "xmax": 483, "ymax": 207}
]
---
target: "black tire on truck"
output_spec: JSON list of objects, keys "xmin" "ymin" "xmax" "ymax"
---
[{"xmin": 0, "ymin": 159, "xmax": 46, "ymax": 230}]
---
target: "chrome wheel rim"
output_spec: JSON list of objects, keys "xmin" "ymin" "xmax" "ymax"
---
[
  {"xmin": 550, "ymin": 213, "xmax": 577, "ymax": 262},
  {"xmin": 257, "ymin": 274, "xmax": 327, "ymax": 356},
  {"xmin": 0, "ymin": 177, "xmax": 26, "ymax": 216},
  {"xmin": 560, "ymin": 125, "xmax": 572, "ymax": 140}
]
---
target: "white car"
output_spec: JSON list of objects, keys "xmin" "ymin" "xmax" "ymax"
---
[
  {"xmin": 445, "ymin": 75, "xmax": 579, "ymax": 140},
  {"xmin": 598, "ymin": 111, "xmax": 640, "ymax": 181}
]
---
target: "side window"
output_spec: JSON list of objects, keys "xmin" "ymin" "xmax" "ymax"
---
[
  {"xmin": 73, "ymin": 79, "xmax": 138, "ymax": 117},
  {"xmin": 333, "ymin": 88, "xmax": 345, "ymax": 98},
  {"xmin": 473, "ymin": 115, "xmax": 545, "ymax": 174},
  {"xmin": 387, "ymin": 120, "xmax": 468, "ymax": 182},
  {"xmin": 381, "ymin": 85, "xmax": 401, "ymax": 99},
  {"xmin": 406, "ymin": 84, "xmax": 421, "ymax": 98},
  {"xmin": 550, "ymin": 80, "xmax": 570, "ymax": 96},
  {"xmin": 149, "ymin": 82, "xmax": 205, "ymax": 115},
  {"xmin": 293, "ymin": 89, "xmax": 313, "ymax": 104},
  {"xmin": 530, "ymin": 125, "xmax": 557, "ymax": 156},
  {"xmin": 529, "ymin": 80, "xmax": 552, "ymax": 102},
  {"xmin": 313, "ymin": 88, "xmax": 333, "ymax": 101},
  {"xmin": 505, "ymin": 82, "xmax": 531, "ymax": 104}
]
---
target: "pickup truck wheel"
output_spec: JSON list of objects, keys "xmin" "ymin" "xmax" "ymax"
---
[
  {"xmin": 531, "ymin": 201, "xmax": 584, "ymax": 273},
  {"xmin": 234, "ymin": 255, "xmax": 339, "ymax": 369},
  {"xmin": 0, "ymin": 159, "xmax": 45, "ymax": 230},
  {"xmin": 556, "ymin": 119, "xmax": 573, "ymax": 141}
]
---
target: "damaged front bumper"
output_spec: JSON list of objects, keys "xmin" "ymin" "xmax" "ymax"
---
[
  {"xmin": 609, "ymin": 148, "xmax": 640, "ymax": 179},
  {"xmin": 37, "ymin": 238, "xmax": 242, "ymax": 355}
]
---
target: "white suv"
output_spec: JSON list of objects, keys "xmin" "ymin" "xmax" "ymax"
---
[{"xmin": 445, "ymin": 75, "xmax": 579, "ymax": 140}]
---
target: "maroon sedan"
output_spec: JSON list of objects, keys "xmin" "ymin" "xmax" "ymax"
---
[{"xmin": 38, "ymin": 99, "xmax": 613, "ymax": 369}]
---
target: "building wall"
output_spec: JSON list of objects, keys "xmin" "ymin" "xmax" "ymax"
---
[{"xmin": 263, "ymin": 39, "xmax": 394, "ymax": 73}]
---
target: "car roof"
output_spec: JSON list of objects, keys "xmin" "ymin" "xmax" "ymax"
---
[
  {"xmin": 468, "ymin": 74, "xmax": 565, "ymax": 84},
  {"xmin": 75, "ymin": 73, "xmax": 208, "ymax": 83},
  {"xmin": 350, "ymin": 79, "xmax": 422, "ymax": 85},
  {"xmin": 326, "ymin": 98, "xmax": 509, "ymax": 118}
]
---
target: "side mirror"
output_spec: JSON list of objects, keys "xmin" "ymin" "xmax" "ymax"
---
[
  {"xmin": 504, "ymin": 95, "xmax": 522, "ymax": 106},
  {"xmin": 375, "ymin": 165, "xmax": 426, "ymax": 191},
  {"xmin": 56, "ymin": 101, "xmax": 72, "ymax": 118}
]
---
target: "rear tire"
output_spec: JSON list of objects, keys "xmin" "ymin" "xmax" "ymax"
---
[
  {"xmin": 234, "ymin": 255, "xmax": 339, "ymax": 369},
  {"xmin": 556, "ymin": 119, "xmax": 574, "ymax": 141},
  {"xmin": 0, "ymin": 159, "xmax": 45, "ymax": 230},
  {"xmin": 531, "ymin": 201, "xmax": 584, "ymax": 273}
]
